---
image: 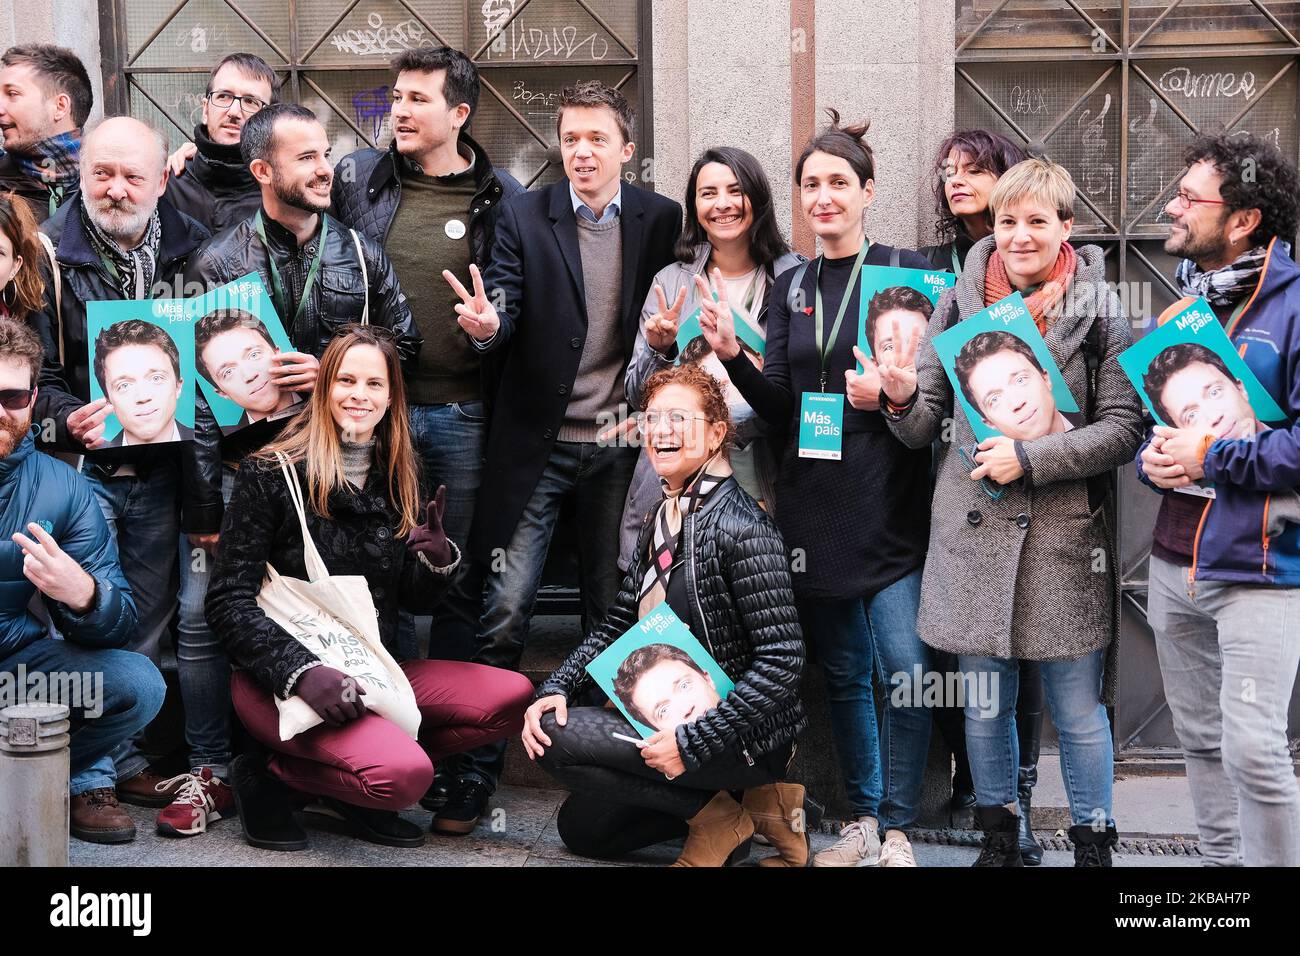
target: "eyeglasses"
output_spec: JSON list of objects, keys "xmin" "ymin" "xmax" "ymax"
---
[
  {"xmin": 0, "ymin": 387, "xmax": 34, "ymax": 411},
  {"xmin": 1172, "ymin": 189, "xmax": 1228, "ymax": 210},
  {"xmin": 634, "ymin": 409, "xmax": 713, "ymax": 432},
  {"xmin": 206, "ymin": 90, "xmax": 267, "ymax": 114}
]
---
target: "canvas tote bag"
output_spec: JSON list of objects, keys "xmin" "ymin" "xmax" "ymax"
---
[{"xmin": 256, "ymin": 452, "xmax": 421, "ymax": 741}]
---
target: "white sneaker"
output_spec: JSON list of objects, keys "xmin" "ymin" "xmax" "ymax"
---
[
  {"xmin": 813, "ymin": 817, "xmax": 881, "ymax": 867},
  {"xmin": 878, "ymin": 829, "xmax": 918, "ymax": 867}
]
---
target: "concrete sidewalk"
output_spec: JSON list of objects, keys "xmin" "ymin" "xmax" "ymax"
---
[{"xmin": 69, "ymin": 782, "xmax": 1202, "ymax": 867}]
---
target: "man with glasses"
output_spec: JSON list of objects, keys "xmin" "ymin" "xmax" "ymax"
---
[
  {"xmin": 1137, "ymin": 131, "xmax": 1300, "ymax": 866},
  {"xmin": 0, "ymin": 316, "xmax": 166, "ymax": 844},
  {"xmin": 174, "ymin": 101, "xmax": 419, "ymax": 840},
  {"xmin": 165, "ymin": 53, "xmax": 277, "ymax": 232}
]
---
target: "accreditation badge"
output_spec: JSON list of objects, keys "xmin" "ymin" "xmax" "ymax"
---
[{"xmin": 798, "ymin": 392, "xmax": 844, "ymax": 460}]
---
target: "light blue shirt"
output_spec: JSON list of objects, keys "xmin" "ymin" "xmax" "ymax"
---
[{"xmin": 569, "ymin": 181, "xmax": 622, "ymax": 224}]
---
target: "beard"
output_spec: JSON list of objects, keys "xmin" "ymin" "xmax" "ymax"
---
[
  {"xmin": 87, "ymin": 194, "xmax": 153, "ymax": 246},
  {"xmin": 271, "ymin": 167, "xmax": 331, "ymax": 215},
  {"xmin": 0, "ymin": 408, "xmax": 31, "ymax": 459},
  {"xmin": 1165, "ymin": 216, "xmax": 1230, "ymax": 265}
]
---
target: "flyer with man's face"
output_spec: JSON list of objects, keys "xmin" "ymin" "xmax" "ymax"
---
[
  {"xmin": 855, "ymin": 264, "xmax": 955, "ymax": 371},
  {"xmin": 188, "ymin": 273, "xmax": 302, "ymax": 437},
  {"xmin": 931, "ymin": 292, "xmax": 1080, "ymax": 444},
  {"xmin": 86, "ymin": 298, "xmax": 196, "ymax": 447}
]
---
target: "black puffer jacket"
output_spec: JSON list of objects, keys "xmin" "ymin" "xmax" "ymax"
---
[
  {"xmin": 204, "ymin": 453, "xmax": 459, "ymax": 698},
  {"xmin": 537, "ymin": 478, "xmax": 807, "ymax": 772},
  {"xmin": 163, "ymin": 124, "xmax": 262, "ymax": 233}
]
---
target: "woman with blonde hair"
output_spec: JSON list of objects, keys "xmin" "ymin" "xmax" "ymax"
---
[
  {"xmin": 880, "ymin": 158, "xmax": 1143, "ymax": 866},
  {"xmin": 206, "ymin": 325, "xmax": 533, "ymax": 852}
]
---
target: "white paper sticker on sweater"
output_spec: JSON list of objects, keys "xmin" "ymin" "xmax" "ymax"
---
[{"xmin": 445, "ymin": 219, "xmax": 466, "ymax": 240}]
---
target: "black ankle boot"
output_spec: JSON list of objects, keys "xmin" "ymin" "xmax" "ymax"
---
[
  {"xmin": 1016, "ymin": 710, "xmax": 1044, "ymax": 865},
  {"xmin": 229, "ymin": 752, "xmax": 309, "ymax": 852},
  {"xmin": 973, "ymin": 805, "xmax": 1024, "ymax": 867},
  {"xmin": 1069, "ymin": 824, "xmax": 1118, "ymax": 867},
  {"xmin": 951, "ymin": 756, "xmax": 977, "ymax": 813}
]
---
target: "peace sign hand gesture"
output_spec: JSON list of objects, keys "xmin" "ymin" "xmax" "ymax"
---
[
  {"xmin": 645, "ymin": 283, "xmax": 687, "ymax": 353},
  {"xmin": 694, "ymin": 268, "xmax": 740, "ymax": 361},
  {"xmin": 444, "ymin": 263, "xmax": 500, "ymax": 342},
  {"xmin": 877, "ymin": 316, "xmax": 921, "ymax": 407}
]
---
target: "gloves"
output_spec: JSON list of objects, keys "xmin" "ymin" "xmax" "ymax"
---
[
  {"xmin": 294, "ymin": 665, "xmax": 368, "ymax": 726},
  {"xmin": 407, "ymin": 485, "xmax": 453, "ymax": 568}
]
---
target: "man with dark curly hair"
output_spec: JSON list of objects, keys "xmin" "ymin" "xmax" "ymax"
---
[{"xmin": 1137, "ymin": 131, "xmax": 1300, "ymax": 866}]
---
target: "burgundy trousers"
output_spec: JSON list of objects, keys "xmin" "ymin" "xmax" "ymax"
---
[{"xmin": 232, "ymin": 660, "xmax": 533, "ymax": 810}]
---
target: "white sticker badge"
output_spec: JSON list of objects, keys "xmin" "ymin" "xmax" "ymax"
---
[{"xmin": 445, "ymin": 219, "xmax": 467, "ymax": 240}]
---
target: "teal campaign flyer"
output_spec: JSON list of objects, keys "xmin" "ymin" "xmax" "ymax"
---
[
  {"xmin": 586, "ymin": 602, "xmax": 735, "ymax": 739},
  {"xmin": 188, "ymin": 273, "xmax": 302, "ymax": 436},
  {"xmin": 798, "ymin": 391, "xmax": 844, "ymax": 460},
  {"xmin": 675, "ymin": 293, "xmax": 766, "ymax": 359},
  {"xmin": 931, "ymin": 292, "xmax": 1079, "ymax": 444},
  {"xmin": 85, "ymin": 298, "xmax": 196, "ymax": 447},
  {"xmin": 855, "ymin": 264, "xmax": 955, "ymax": 371},
  {"xmin": 1118, "ymin": 295, "xmax": 1286, "ymax": 433}
]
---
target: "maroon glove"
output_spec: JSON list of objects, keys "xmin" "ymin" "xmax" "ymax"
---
[
  {"xmin": 294, "ymin": 665, "xmax": 368, "ymax": 726},
  {"xmin": 407, "ymin": 485, "xmax": 453, "ymax": 568}
]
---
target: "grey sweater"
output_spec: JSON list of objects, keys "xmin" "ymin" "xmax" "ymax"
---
[{"xmin": 560, "ymin": 215, "xmax": 624, "ymax": 442}]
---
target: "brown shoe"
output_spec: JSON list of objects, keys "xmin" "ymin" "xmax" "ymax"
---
[
  {"xmin": 116, "ymin": 768, "xmax": 183, "ymax": 808},
  {"xmin": 70, "ymin": 788, "xmax": 137, "ymax": 844},
  {"xmin": 670, "ymin": 792, "xmax": 755, "ymax": 867},
  {"xmin": 743, "ymin": 782, "xmax": 810, "ymax": 867}
]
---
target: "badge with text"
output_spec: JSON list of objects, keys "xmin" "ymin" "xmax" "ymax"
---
[{"xmin": 798, "ymin": 391, "xmax": 844, "ymax": 460}]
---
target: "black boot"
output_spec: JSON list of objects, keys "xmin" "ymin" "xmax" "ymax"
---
[
  {"xmin": 973, "ymin": 805, "xmax": 1024, "ymax": 867},
  {"xmin": 1069, "ymin": 824, "xmax": 1118, "ymax": 867},
  {"xmin": 229, "ymin": 752, "xmax": 309, "ymax": 852},
  {"xmin": 933, "ymin": 698, "xmax": 976, "ymax": 813},
  {"xmin": 1016, "ymin": 709, "xmax": 1044, "ymax": 865},
  {"xmin": 322, "ymin": 798, "xmax": 426, "ymax": 848}
]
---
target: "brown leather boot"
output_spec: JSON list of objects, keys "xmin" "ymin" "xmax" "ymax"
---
[
  {"xmin": 117, "ymin": 768, "xmax": 184, "ymax": 808},
  {"xmin": 670, "ymin": 792, "xmax": 754, "ymax": 867},
  {"xmin": 70, "ymin": 788, "xmax": 137, "ymax": 844},
  {"xmin": 743, "ymin": 782, "xmax": 810, "ymax": 867}
]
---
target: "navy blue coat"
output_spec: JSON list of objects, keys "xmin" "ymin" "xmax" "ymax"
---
[{"xmin": 0, "ymin": 430, "xmax": 137, "ymax": 660}]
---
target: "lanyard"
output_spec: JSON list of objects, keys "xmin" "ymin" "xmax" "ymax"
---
[
  {"xmin": 813, "ymin": 241, "xmax": 869, "ymax": 392},
  {"xmin": 1225, "ymin": 296, "xmax": 1250, "ymax": 339},
  {"xmin": 47, "ymin": 184, "xmax": 65, "ymax": 219},
  {"xmin": 255, "ymin": 211, "xmax": 328, "ymax": 327},
  {"xmin": 98, "ymin": 252, "xmax": 148, "ymax": 300},
  {"xmin": 951, "ymin": 244, "xmax": 962, "ymax": 277}
]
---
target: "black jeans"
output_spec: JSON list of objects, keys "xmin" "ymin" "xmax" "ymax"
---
[{"xmin": 537, "ymin": 707, "xmax": 794, "ymax": 859}]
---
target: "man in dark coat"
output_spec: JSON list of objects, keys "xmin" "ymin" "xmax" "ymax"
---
[{"xmin": 441, "ymin": 80, "xmax": 681, "ymax": 833}]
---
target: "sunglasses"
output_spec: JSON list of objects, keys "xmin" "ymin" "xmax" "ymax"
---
[{"xmin": 0, "ymin": 387, "xmax": 34, "ymax": 411}]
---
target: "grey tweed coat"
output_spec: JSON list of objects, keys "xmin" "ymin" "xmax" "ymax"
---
[{"xmin": 886, "ymin": 237, "xmax": 1143, "ymax": 664}]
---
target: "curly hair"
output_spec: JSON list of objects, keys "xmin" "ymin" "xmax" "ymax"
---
[
  {"xmin": 612, "ymin": 643, "xmax": 707, "ymax": 729},
  {"xmin": 953, "ymin": 330, "xmax": 1045, "ymax": 416},
  {"xmin": 1183, "ymin": 132, "xmax": 1300, "ymax": 247},
  {"xmin": 640, "ymin": 361, "xmax": 735, "ymax": 453},
  {"xmin": 1142, "ymin": 342, "xmax": 1235, "ymax": 427},
  {"xmin": 930, "ymin": 129, "xmax": 1028, "ymax": 244},
  {"xmin": 0, "ymin": 315, "xmax": 45, "ymax": 388},
  {"xmin": 0, "ymin": 192, "xmax": 46, "ymax": 319}
]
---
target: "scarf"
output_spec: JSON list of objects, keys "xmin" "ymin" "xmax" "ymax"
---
[
  {"xmin": 14, "ymin": 130, "xmax": 81, "ymax": 215},
  {"xmin": 192, "ymin": 122, "xmax": 251, "ymax": 176},
  {"xmin": 984, "ymin": 241, "xmax": 1077, "ymax": 334},
  {"xmin": 81, "ymin": 200, "xmax": 162, "ymax": 300},
  {"xmin": 1175, "ymin": 245, "xmax": 1269, "ymax": 308},
  {"xmin": 637, "ymin": 453, "xmax": 733, "ymax": 619}
]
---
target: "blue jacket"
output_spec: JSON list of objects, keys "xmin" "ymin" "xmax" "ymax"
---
[
  {"xmin": 0, "ymin": 430, "xmax": 137, "ymax": 659},
  {"xmin": 1137, "ymin": 237, "xmax": 1300, "ymax": 585}
]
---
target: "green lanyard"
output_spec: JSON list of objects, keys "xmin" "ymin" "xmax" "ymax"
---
[
  {"xmin": 254, "ymin": 211, "xmax": 328, "ymax": 327},
  {"xmin": 98, "ymin": 252, "xmax": 148, "ymax": 300},
  {"xmin": 813, "ymin": 241, "xmax": 870, "ymax": 392},
  {"xmin": 47, "ymin": 184, "xmax": 65, "ymax": 220},
  {"xmin": 1225, "ymin": 296, "xmax": 1250, "ymax": 338},
  {"xmin": 951, "ymin": 245, "xmax": 962, "ymax": 277}
]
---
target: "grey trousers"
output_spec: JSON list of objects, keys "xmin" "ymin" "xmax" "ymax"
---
[{"xmin": 1147, "ymin": 556, "xmax": 1300, "ymax": 866}]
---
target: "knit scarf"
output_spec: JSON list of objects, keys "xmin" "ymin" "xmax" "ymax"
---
[
  {"xmin": 81, "ymin": 200, "xmax": 162, "ymax": 300},
  {"xmin": 14, "ymin": 130, "xmax": 81, "ymax": 214},
  {"xmin": 1175, "ymin": 245, "xmax": 1269, "ymax": 308},
  {"xmin": 637, "ymin": 454, "xmax": 732, "ymax": 619},
  {"xmin": 984, "ymin": 241, "xmax": 1077, "ymax": 334}
]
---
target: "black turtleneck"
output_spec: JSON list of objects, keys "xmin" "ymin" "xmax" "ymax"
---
[{"xmin": 164, "ymin": 124, "xmax": 262, "ymax": 232}]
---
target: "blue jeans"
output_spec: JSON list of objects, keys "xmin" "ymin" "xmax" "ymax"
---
[
  {"xmin": 959, "ymin": 648, "xmax": 1114, "ymax": 827},
  {"xmin": 397, "ymin": 401, "xmax": 488, "ymax": 662},
  {"xmin": 457, "ymin": 440, "xmax": 638, "ymax": 788},
  {"xmin": 83, "ymin": 460, "xmax": 179, "ymax": 781},
  {"xmin": 1, "ymin": 639, "xmax": 166, "ymax": 795},
  {"xmin": 174, "ymin": 465, "xmax": 236, "ymax": 776},
  {"xmin": 797, "ymin": 568, "xmax": 933, "ymax": 829}
]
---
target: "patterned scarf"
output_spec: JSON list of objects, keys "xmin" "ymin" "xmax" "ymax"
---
[
  {"xmin": 81, "ymin": 201, "xmax": 162, "ymax": 300},
  {"xmin": 984, "ymin": 241, "xmax": 1077, "ymax": 335},
  {"xmin": 637, "ymin": 454, "xmax": 733, "ymax": 618},
  {"xmin": 14, "ymin": 130, "xmax": 81, "ymax": 215},
  {"xmin": 1175, "ymin": 245, "xmax": 1269, "ymax": 308}
]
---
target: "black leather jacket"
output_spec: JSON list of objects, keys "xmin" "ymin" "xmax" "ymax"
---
[
  {"xmin": 181, "ymin": 209, "xmax": 420, "ymax": 533},
  {"xmin": 31, "ymin": 196, "xmax": 213, "ymax": 525},
  {"xmin": 537, "ymin": 478, "xmax": 808, "ymax": 772},
  {"xmin": 163, "ymin": 124, "xmax": 262, "ymax": 233}
]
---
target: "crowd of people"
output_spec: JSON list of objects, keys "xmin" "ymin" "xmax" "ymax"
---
[{"xmin": 0, "ymin": 40, "xmax": 1297, "ymax": 868}]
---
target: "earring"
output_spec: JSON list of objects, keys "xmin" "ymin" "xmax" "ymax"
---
[{"xmin": 1, "ymin": 280, "xmax": 15, "ymax": 309}]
